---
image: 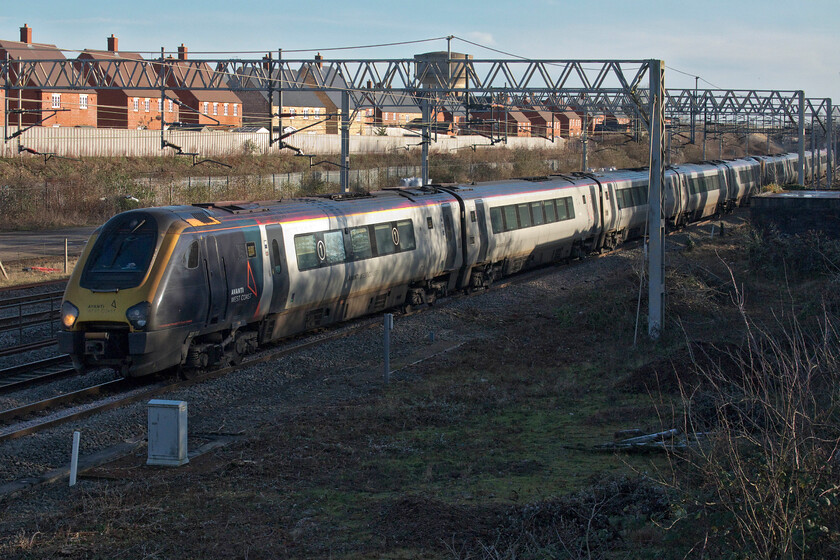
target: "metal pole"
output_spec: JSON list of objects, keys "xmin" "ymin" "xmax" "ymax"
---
[
  {"xmin": 277, "ymin": 49, "xmax": 283, "ymax": 147},
  {"xmin": 340, "ymin": 90, "xmax": 350, "ymax": 193},
  {"xmin": 159, "ymin": 47, "xmax": 166, "ymax": 150},
  {"xmin": 267, "ymin": 52, "xmax": 274, "ymax": 146},
  {"xmin": 582, "ymin": 113, "xmax": 588, "ymax": 171},
  {"xmin": 702, "ymin": 107, "xmax": 707, "ymax": 160},
  {"xmin": 421, "ymin": 97, "xmax": 430, "ymax": 185},
  {"xmin": 690, "ymin": 76, "xmax": 697, "ymax": 144},
  {"xmin": 798, "ymin": 90, "xmax": 806, "ymax": 185},
  {"xmin": 811, "ymin": 116, "xmax": 816, "ymax": 187},
  {"xmin": 64, "ymin": 238, "xmax": 68, "ymax": 273},
  {"xmin": 446, "ymin": 35, "xmax": 453, "ymax": 88},
  {"xmin": 648, "ymin": 59, "xmax": 665, "ymax": 340},
  {"xmin": 828, "ymin": 99, "xmax": 833, "ymax": 188},
  {"xmin": 3, "ymin": 52, "xmax": 8, "ymax": 148},
  {"xmin": 69, "ymin": 431, "xmax": 80, "ymax": 487},
  {"xmin": 383, "ymin": 313, "xmax": 394, "ymax": 383},
  {"xmin": 744, "ymin": 116, "xmax": 749, "ymax": 157}
]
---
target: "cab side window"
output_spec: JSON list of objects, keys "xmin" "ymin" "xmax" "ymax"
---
[
  {"xmin": 186, "ymin": 241, "xmax": 199, "ymax": 269},
  {"xmin": 270, "ymin": 239, "xmax": 282, "ymax": 274}
]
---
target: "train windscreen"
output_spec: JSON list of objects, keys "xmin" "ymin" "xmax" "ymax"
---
[{"xmin": 80, "ymin": 212, "xmax": 159, "ymax": 290}]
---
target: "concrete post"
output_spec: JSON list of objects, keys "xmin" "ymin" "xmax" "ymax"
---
[
  {"xmin": 647, "ymin": 60, "xmax": 665, "ymax": 340},
  {"xmin": 383, "ymin": 313, "xmax": 394, "ymax": 383},
  {"xmin": 340, "ymin": 90, "xmax": 350, "ymax": 193},
  {"xmin": 798, "ymin": 91, "xmax": 806, "ymax": 185}
]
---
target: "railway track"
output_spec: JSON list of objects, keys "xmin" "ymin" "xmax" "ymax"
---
[
  {"xmin": 0, "ymin": 355, "xmax": 76, "ymax": 393},
  {"xmin": 0, "ymin": 314, "xmax": 384, "ymax": 442},
  {"xmin": 0, "ymin": 338, "xmax": 56, "ymax": 358},
  {"xmin": 0, "ymin": 213, "xmax": 733, "ymax": 444}
]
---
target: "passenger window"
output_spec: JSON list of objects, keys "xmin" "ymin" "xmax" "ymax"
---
[
  {"xmin": 396, "ymin": 220, "xmax": 415, "ymax": 251},
  {"xmin": 544, "ymin": 200, "xmax": 557, "ymax": 223},
  {"xmin": 555, "ymin": 198, "xmax": 568, "ymax": 221},
  {"xmin": 470, "ymin": 210, "xmax": 477, "ymax": 223},
  {"xmin": 503, "ymin": 206, "xmax": 518, "ymax": 231},
  {"xmin": 350, "ymin": 227, "xmax": 373, "ymax": 259},
  {"xmin": 426, "ymin": 217, "xmax": 434, "ymax": 229},
  {"xmin": 373, "ymin": 223, "xmax": 396, "ymax": 256},
  {"xmin": 566, "ymin": 197, "xmax": 575, "ymax": 219},
  {"xmin": 294, "ymin": 234, "xmax": 318, "ymax": 271},
  {"xmin": 517, "ymin": 204, "xmax": 532, "ymax": 228},
  {"xmin": 531, "ymin": 202, "xmax": 544, "ymax": 225},
  {"xmin": 490, "ymin": 207, "xmax": 503, "ymax": 233},
  {"xmin": 271, "ymin": 239, "xmax": 282, "ymax": 274},
  {"xmin": 186, "ymin": 241, "xmax": 199, "ymax": 269},
  {"xmin": 323, "ymin": 230, "xmax": 346, "ymax": 264},
  {"xmin": 246, "ymin": 241, "xmax": 257, "ymax": 258}
]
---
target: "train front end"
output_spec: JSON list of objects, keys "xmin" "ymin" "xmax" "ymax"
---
[{"xmin": 58, "ymin": 209, "xmax": 187, "ymax": 377}]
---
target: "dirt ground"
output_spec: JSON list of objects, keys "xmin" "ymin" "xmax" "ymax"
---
[{"xmin": 0, "ymin": 216, "xmax": 834, "ymax": 559}]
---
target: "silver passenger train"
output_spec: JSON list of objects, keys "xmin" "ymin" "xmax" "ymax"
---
[{"xmin": 58, "ymin": 150, "xmax": 826, "ymax": 377}]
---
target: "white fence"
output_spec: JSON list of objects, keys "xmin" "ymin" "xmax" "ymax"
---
[{"xmin": 1, "ymin": 126, "xmax": 565, "ymax": 158}]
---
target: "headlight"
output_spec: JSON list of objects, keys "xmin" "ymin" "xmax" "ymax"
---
[
  {"xmin": 126, "ymin": 302, "xmax": 150, "ymax": 330},
  {"xmin": 61, "ymin": 301, "xmax": 79, "ymax": 329}
]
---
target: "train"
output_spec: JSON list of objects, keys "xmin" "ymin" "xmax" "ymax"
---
[{"xmin": 58, "ymin": 150, "xmax": 828, "ymax": 377}]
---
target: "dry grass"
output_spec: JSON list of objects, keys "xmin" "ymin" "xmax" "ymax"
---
[
  {"xmin": 0, "ymin": 257, "xmax": 76, "ymax": 288},
  {"xmin": 0, "ymin": 133, "xmax": 776, "ymax": 231}
]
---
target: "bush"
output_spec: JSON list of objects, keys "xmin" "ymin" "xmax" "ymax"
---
[
  {"xmin": 748, "ymin": 227, "xmax": 840, "ymax": 279},
  {"xmin": 669, "ymin": 281, "xmax": 840, "ymax": 558}
]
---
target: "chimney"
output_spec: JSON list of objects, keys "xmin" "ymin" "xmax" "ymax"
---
[
  {"xmin": 178, "ymin": 43, "xmax": 187, "ymax": 60},
  {"xmin": 107, "ymin": 34, "xmax": 118, "ymax": 52},
  {"xmin": 314, "ymin": 52, "xmax": 323, "ymax": 69},
  {"xmin": 20, "ymin": 24, "xmax": 32, "ymax": 44}
]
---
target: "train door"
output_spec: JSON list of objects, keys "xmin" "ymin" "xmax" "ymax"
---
[
  {"xmin": 202, "ymin": 236, "xmax": 227, "ymax": 326},
  {"xmin": 265, "ymin": 224, "xmax": 289, "ymax": 314},
  {"xmin": 474, "ymin": 199, "xmax": 489, "ymax": 263},
  {"xmin": 441, "ymin": 203, "xmax": 458, "ymax": 270}
]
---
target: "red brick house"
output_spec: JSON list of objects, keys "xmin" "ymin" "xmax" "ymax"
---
[
  {"xmin": 0, "ymin": 25, "xmax": 97, "ymax": 129},
  {"xmin": 468, "ymin": 107, "xmax": 531, "ymax": 138},
  {"xmin": 552, "ymin": 110, "xmax": 583, "ymax": 138},
  {"xmin": 522, "ymin": 109, "xmax": 562, "ymax": 140},
  {"xmin": 159, "ymin": 45, "xmax": 242, "ymax": 128},
  {"xmin": 77, "ymin": 35, "xmax": 176, "ymax": 129}
]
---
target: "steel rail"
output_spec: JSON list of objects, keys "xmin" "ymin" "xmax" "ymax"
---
[{"xmin": 0, "ymin": 355, "xmax": 74, "ymax": 393}]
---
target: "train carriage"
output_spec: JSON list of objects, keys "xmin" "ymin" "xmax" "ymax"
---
[{"xmin": 60, "ymin": 151, "xmax": 811, "ymax": 378}]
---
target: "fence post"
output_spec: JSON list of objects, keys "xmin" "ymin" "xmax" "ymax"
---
[
  {"xmin": 383, "ymin": 313, "xmax": 394, "ymax": 383},
  {"xmin": 69, "ymin": 431, "xmax": 81, "ymax": 487}
]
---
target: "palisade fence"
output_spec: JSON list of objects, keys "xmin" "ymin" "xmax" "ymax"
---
[
  {"xmin": 0, "ymin": 126, "xmax": 564, "ymax": 158},
  {"xmin": 0, "ymin": 160, "xmax": 569, "ymax": 216}
]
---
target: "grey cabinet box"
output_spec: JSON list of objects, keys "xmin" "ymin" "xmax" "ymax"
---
[{"xmin": 147, "ymin": 400, "xmax": 189, "ymax": 466}]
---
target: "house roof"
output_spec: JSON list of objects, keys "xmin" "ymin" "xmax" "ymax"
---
[
  {"xmin": 164, "ymin": 59, "xmax": 243, "ymax": 104},
  {"xmin": 0, "ymin": 40, "xmax": 95, "ymax": 93},
  {"xmin": 522, "ymin": 109, "xmax": 555, "ymax": 123},
  {"xmin": 77, "ymin": 49, "xmax": 160, "ymax": 97},
  {"xmin": 234, "ymin": 65, "xmax": 357, "ymax": 110}
]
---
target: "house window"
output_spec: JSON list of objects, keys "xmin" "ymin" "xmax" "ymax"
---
[
  {"xmin": 289, "ymin": 108, "xmax": 296, "ymax": 117},
  {"xmin": 79, "ymin": 94, "xmax": 88, "ymax": 110},
  {"xmin": 157, "ymin": 99, "xmax": 162, "ymax": 112},
  {"xmin": 303, "ymin": 108, "xmax": 309, "ymax": 120},
  {"xmin": 223, "ymin": 103, "xmax": 228, "ymax": 116},
  {"xmin": 212, "ymin": 102, "xmax": 218, "ymax": 116},
  {"xmin": 133, "ymin": 98, "xmax": 139, "ymax": 112},
  {"xmin": 144, "ymin": 98, "xmax": 150, "ymax": 112},
  {"xmin": 203, "ymin": 102, "xmax": 209, "ymax": 114},
  {"xmin": 233, "ymin": 104, "xmax": 238, "ymax": 116},
  {"xmin": 51, "ymin": 94, "xmax": 61, "ymax": 109},
  {"xmin": 168, "ymin": 99, "xmax": 174, "ymax": 113}
]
